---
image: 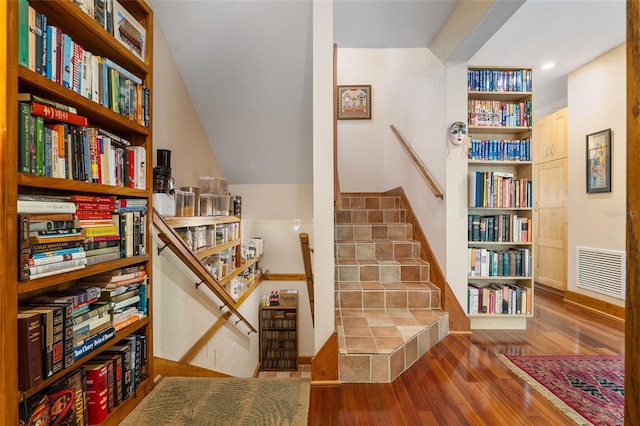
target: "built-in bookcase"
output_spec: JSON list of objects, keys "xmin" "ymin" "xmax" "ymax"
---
[
  {"xmin": 259, "ymin": 306, "xmax": 298, "ymax": 371},
  {"xmin": 1, "ymin": 1, "xmax": 155, "ymax": 423},
  {"xmin": 466, "ymin": 66, "xmax": 534, "ymax": 330}
]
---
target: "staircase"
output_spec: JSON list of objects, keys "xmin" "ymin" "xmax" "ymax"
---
[{"xmin": 335, "ymin": 194, "xmax": 448, "ymax": 383}]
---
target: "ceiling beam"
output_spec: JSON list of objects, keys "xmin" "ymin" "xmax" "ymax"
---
[{"xmin": 429, "ymin": 0, "xmax": 525, "ymax": 63}]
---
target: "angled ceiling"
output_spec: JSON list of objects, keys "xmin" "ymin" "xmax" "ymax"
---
[{"xmin": 151, "ymin": 0, "xmax": 625, "ymax": 185}]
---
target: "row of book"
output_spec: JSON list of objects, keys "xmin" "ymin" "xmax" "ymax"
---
[
  {"xmin": 468, "ymin": 214, "xmax": 531, "ymax": 243},
  {"xmin": 17, "ymin": 0, "xmax": 149, "ymax": 126},
  {"xmin": 18, "ymin": 98, "xmax": 146, "ymax": 188},
  {"xmin": 467, "ymin": 69, "xmax": 533, "ymax": 93},
  {"xmin": 17, "ymin": 268, "xmax": 147, "ymax": 394},
  {"xmin": 18, "ymin": 195, "xmax": 147, "ymax": 281},
  {"xmin": 260, "ymin": 357, "xmax": 297, "ymax": 370},
  {"xmin": 468, "ymin": 138, "xmax": 531, "ymax": 162},
  {"xmin": 468, "ymin": 171, "xmax": 533, "ymax": 209},
  {"xmin": 467, "ymin": 283, "xmax": 532, "ymax": 315},
  {"xmin": 261, "ymin": 330, "xmax": 296, "ymax": 340},
  {"xmin": 73, "ymin": 0, "xmax": 147, "ymax": 62},
  {"xmin": 468, "ymin": 99, "xmax": 532, "ymax": 128},
  {"xmin": 468, "ymin": 247, "xmax": 532, "ymax": 278},
  {"xmin": 260, "ymin": 319, "xmax": 297, "ymax": 329},
  {"xmin": 19, "ymin": 333, "xmax": 147, "ymax": 426}
]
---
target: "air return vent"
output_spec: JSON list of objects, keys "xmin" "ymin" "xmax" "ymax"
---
[{"xmin": 576, "ymin": 246, "xmax": 625, "ymax": 300}]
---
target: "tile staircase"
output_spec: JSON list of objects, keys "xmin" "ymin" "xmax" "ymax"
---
[{"xmin": 335, "ymin": 194, "xmax": 449, "ymax": 383}]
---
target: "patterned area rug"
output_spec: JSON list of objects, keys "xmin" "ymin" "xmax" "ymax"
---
[
  {"xmin": 120, "ymin": 377, "xmax": 310, "ymax": 426},
  {"xmin": 497, "ymin": 354, "xmax": 624, "ymax": 425}
]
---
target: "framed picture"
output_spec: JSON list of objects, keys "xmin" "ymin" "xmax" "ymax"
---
[
  {"xmin": 586, "ymin": 128, "xmax": 611, "ymax": 193},
  {"xmin": 337, "ymin": 85, "xmax": 371, "ymax": 120}
]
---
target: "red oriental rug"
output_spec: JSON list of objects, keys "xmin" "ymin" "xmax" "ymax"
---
[{"xmin": 497, "ymin": 354, "xmax": 624, "ymax": 425}]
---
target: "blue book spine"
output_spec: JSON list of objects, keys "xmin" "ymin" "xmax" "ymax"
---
[
  {"xmin": 43, "ymin": 126, "xmax": 52, "ymax": 177},
  {"xmin": 74, "ymin": 327, "xmax": 116, "ymax": 361},
  {"xmin": 62, "ymin": 35, "xmax": 72, "ymax": 88},
  {"xmin": 41, "ymin": 14, "xmax": 48, "ymax": 77},
  {"xmin": 46, "ymin": 26, "xmax": 54, "ymax": 79}
]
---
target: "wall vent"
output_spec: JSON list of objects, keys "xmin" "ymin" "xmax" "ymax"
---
[{"xmin": 576, "ymin": 246, "xmax": 625, "ymax": 300}]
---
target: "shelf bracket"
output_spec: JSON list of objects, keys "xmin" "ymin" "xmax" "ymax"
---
[
  {"xmin": 195, "ymin": 280, "xmax": 204, "ymax": 289},
  {"xmin": 157, "ymin": 243, "xmax": 169, "ymax": 255},
  {"xmin": 235, "ymin": 319, "xmax": 242, "ymax": 326},
  {"xmin": 219, "ymin": 303, "xmax": 227, "ymax": 311}
]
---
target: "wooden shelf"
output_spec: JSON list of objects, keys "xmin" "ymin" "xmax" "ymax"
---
[
  {"xmin": 163, "ymin": 215, "xmax": 239, "ymax": 228},
  {"xmin": 195, "ymin": 239, "xmax": 241, "ymax": 260},
  {"xmin": 18, "ymin": 173, "xmax": 150, "ymax": 197},
  {"xmin": 467, "ymin": 276, "xmax": 533, "ymax": 281},
  {"xmin": 468, "ymin": 125, "xmax": 531, "ymax": 135},
  {"xmin": 468, "ymin": 241, "xmax": 532, "ymax": 246},
  {"xmin": 220, "ymin": 254, "xmax": 263, "ymax": 287},
  {"xmin": 468, "ymin": 90, "xmax": 532, "ymax": 102},
  {"xmin": 468, "ymin": 160, "xmax": 532, "ymax": 166}
]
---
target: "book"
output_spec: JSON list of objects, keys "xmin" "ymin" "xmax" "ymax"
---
[
  {"xmin": 18, "ymin": 199, "xmax": 77, "ymax": 214},
  {"xmin": 18, "ymin": 102, "xmax": 32, "ymax": 174},
  {"xmin": 112, "ymin": 1, "xmax": 146, "ymax": 61},
  {"xmin": 19, "ymin": 213, "xmax": 30, "ymax": 281},
  {"xmin": 27, "ymin": 304, "xmax": 64, "ymax": 376},
  {"xmin": 18, "ymin": 93, "xmax": 79, "ymax": 114},
  {"xmin": 17, "ymin": 311, "xmax": 43, "ymax": 390},
  {"xmin": 91, "ymin": 355, "xmax": 114, "ymax": 414},
  {"xmin": 29, "ymin": 232, "xmax": 83, "ymax": 246},
  {"xmin": 30, "ymin": 102, "xmax": 89, "ymax": 127},
  {"xmin": 17, "ymin": 0, "xmax": 29, "ymax": 67},
  {"xmin": 73, "ymin": 326, "xmax": 116, "ymax": 361},
  {"xmin": 19, "ymin": 368, "xmax": 87, "ymax": 426},
  {"xmin": 20, "ymin": 306, "xmax": 55, "ymax": 378},
  {"xmin": 30, "ymin": 239, "xmax": 85, "ymax": 255},
  {"xmin": 84, "ymin": 362, "xmax": 109, "ymax": 425}
]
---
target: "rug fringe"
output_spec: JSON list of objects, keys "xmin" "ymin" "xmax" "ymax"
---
[{"xmin": 495, "ymin": 354, "xmax": 594, "ymax": 426}]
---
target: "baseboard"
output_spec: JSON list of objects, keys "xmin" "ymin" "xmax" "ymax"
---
[{"xmin": 564, "ymin": 291, "xmax": 625, "ymax": 322}]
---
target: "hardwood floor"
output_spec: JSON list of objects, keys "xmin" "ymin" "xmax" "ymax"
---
[{"xmin": 308, "ymin": 287, "xmax": 625, "ymax": 425}]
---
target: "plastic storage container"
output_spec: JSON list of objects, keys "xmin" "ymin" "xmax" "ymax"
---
[
  {"xmin": 181, "ymin": 186, "xmax": 200, "ymax": 216},
  {"xmin": 219, "ymin": 178, "xmax": 229, "ymax": 194},
  {"xmin": 183, "ymin": 191, "xmax": 195, "ymax": 216},
  {"xmin": 174, "ymin": 190, "xmax": 184, "ymax": 216},
  {"xmin": 212, "ymin": 194, "xmax": 231, "ymax": 216}
]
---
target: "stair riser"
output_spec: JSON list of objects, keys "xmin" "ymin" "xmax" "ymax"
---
[
  {"xmin": 340, "ymin": 196, "xmax": 401, "ymax": 210},
  {"xmin": 336, "ymin": 290, "xmax": 441, "ymax": 310},
  {"xmin": 335, "ymin": 209, "xmax": 407, "ymax": 224},
  {"xmin": 335, "ymin": 263, "xmax": 430, "ymax": 283},
  {"xmin": 337, "ymin": 315, "xmax": 448, "ymax": 383},
  {"xmin": 335, "ymin": 241, "xmax": 421, "ymax": 260},
  {"xmin": 335, "ymin": 224, "xmax": 413, "ymax": 241}
]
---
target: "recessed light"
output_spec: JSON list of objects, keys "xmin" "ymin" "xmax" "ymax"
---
[{"xmin": 541, "ymin": 62, "xmax": 556, "ymax": 70}]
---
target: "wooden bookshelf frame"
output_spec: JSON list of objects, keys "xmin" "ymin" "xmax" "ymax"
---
[{"xmin": 1, "ymin": 1, "xmax": 155, "ymax": 423}]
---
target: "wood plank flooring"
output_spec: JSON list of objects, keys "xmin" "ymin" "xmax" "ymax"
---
[{"xmin": 308, "ymin": 287, "xmax": 625, "ymax": 425}]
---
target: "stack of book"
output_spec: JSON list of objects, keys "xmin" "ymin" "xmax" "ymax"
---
[{"xmin": 80, "ymin": 266, "xmax": 148, "ymax": 331}]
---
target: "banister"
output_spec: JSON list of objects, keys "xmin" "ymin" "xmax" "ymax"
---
[
  {"xmin": 389, "ymin": 125, "xmax": 444, "ymax": 200},
  {"xmin": 299, "ymin": 233, "xmax": 315, "ymax": 326},
  {"xmin": 152, "ymin": 209, "xmax": 256, "ymax": 333}
]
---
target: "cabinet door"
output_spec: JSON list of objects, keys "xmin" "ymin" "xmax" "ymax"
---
[
  {"xmin": 534, "ymin": 158, "xmax": 567, "ymax": 290},
  {"xmin": 534, "ymin": 115, "xmax": 550, "ymax": 164},
  {"xmin": 550, "ymin": 107, "xmax": 568, "ymax": 160}
]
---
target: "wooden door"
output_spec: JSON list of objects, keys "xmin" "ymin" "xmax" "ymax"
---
[
  {"xmin": 533, "ymin": 115, "xmax": 550, "ymax": 164},
  {"xmin": 534, "ymin": 158, "xmax": 567, "ymax": 290}
]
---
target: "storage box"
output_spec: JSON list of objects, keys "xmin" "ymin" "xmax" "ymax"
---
[
  {"xmin": 174, "ymin": 189, "xmax": 184, "ymax": 216},
  {"xmin": 279, "ymin": 289, "xmax": 298, "ymax": 307},
  {"xmin": 212, "ymin": 194, "xmax": 231, "ymax": 216},
  {"xmin": 183, "ymin": 191, "xmax": 195, "ymax": 216}
]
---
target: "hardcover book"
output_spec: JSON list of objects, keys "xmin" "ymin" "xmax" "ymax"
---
[{"xmin": 17, "ymin": 311, "xmax": 43, "ymax": 390}]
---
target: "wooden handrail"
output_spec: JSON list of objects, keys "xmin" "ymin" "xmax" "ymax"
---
[
  {"xmin": 299, "ymin": 233, "xmax": 315, "ymax": 326},
  {"xmin": 152, "ymin": 209, "xmax": 256, "ymax": 333},
  {"xmin": 390, "ymin": 125, "xmax": 444, "ymax": 200}
]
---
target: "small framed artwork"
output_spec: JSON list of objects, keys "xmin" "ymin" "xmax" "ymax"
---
[
  {"xmin": 337, "ymin": 85, "xmax": 371, "ymax": 120},
  {"xmin": 586, "ymin": 128, "xmax": 611, "ymax": 193}
]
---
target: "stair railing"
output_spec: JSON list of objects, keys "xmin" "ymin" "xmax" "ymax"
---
[
  {"xmin": 390, "ymin": 125, "xmax": 444, "ymax": 200},
  {"xmin": 152, "ymin": 209, "xmax": 256, "ymax": 334},
  {"xmin": 299, "ymin": 233, "xmax": 315, "ymax": 326}
]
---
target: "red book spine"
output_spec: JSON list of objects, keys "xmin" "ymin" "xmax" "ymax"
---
[
  {"xmin": 75, "ymin": 202, "xmax": 115, "ymax": 211},
  {"xmin": 86, "ymin": 363, "xmax": 109, "ymax": 424},
  {"xmin": 30, "ymin": 102, "xmax": 89, "ymax": 127},
  {"xmin": 75, "ymin": 210, "xmax": 113, "ymax": 220},
  {"xmin": 70, "ymin": 194, "xmax": 115, "ymax": 203}
]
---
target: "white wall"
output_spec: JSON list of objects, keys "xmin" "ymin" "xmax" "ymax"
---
[
  {"xmin": 567, "ymin": 44, "xmax": 626, "ymax": 306},
  {"xmin": 229, "ymin": 183, "xmax": 315, "ymax": 357},
  {"xmin": 152, "ymin": 17, "xmax": 259, "ymax": 377},
  {"xmin": 312, "ymin": 0, "xmax": 336, "ymax": 353},
  {"xmin": 336, "ymin": 48, "xmax": 450, "ymax": 287}
]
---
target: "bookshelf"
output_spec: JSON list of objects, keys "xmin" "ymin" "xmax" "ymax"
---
[
  {"xmin": 466, "ymin": 66, "xmax": 534, "ymax": 330},
  {"xmin": 259, "ymin": 306, "xmax": 298, "ymax": 371},
  {"xmin": 1, "ymin": 0, "xmax": 154, "ymax": 423}
]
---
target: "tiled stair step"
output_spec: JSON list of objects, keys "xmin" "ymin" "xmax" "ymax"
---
[
  {"xmin": 335, "ymin": 239, "xmax": 421, "ymax": 260},
  {"xmin": 335, "ymin": 208, "xmax": 407, "ymax": 224},
  {"xmin": 336, "ymin": 307, "xmax": 449, "ymax": 383},
  {"xmin": 340, "ymin": 195, "xmax": 401, "ymax": 210},
  {"xmin": 336, "ymin": 281, "xmax": 441, "ymax": 310},
  {"xmin": 335, "ymin": 223, "xmax": 413, "ymax": 241},
  {"xmin": 335, "ymin": 258, "xmax": 430, "ymax": 283}
]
